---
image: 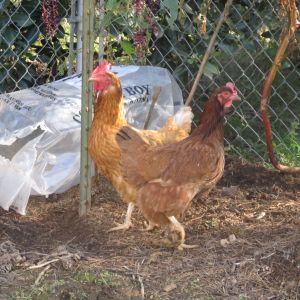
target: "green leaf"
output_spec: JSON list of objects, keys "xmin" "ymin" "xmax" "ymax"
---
[
  {"xmin": 242, "ymin": 40, "xmax": 255, "ymax": 51},
  {"xmin": 21, "ymin": 0, "xmax": 41, "ymax": 12},
  {"xmin": 280, "ymin": 61, "xmax": 291, "ymax": 71},
  {"xmin": 99, "ymin": 12, "xmax": 113, "ymax": 30},
  {"xmin": 106, "ymin": 0, "xmax": 120, "ymax": 11},
  {"xmin": 39, "ymin": 54, "xmax": 51, "ymax": 63},
  {"xmin": 0, "ymin": 0, "xmax": 10, "ymax": 13},
  {"xmin": 0, "ymin": 68, "xmax": 7, "ymax": 78},
  {"xmin": 120, "ymin": 40, "xmax": 134, "ymax": 56},
  {"xmin": 12, "ymin": 13, "xmax": 34, "ymax": 27},
  {"xmin": 218, "ymin": 42, "xmax": 236, "ymax": 54},
  {"xmin": 183, "ymin": 3, "xmax": 194, "ymax": 14},
  {"xmin": 203, "ymin": 62, "xmax": 219, "ymax": 80},
  {"xmin": 17, "ymin": 79, "xmax": 29, "ymax": 89},
  {"xmin": 174, "ymin": 65, "xmax": 187, "ymax": 77},
  {"xmin": 24, "ymin": 26, "xmax": 40, "ymax": 44},
  {"xmin": 2, "ymin": 27, "xmax": 18, "ymax": 45},
  {"xmin": 162, "ymin": 0, "xmax": 179, "ymax": 29},
  {"xmin": 23, "ymin": 73, "xmax": 33, "ymax": 82},
  {"xmin": 0, "ymin": 13, "xmax": 9, "ymax": 27},
  {"xmin": 1, "ymin": 48, "xmax": 15, "ymax": 57},
  {"xmin": 14, "ymin": 40, "xmax": 28, "ymax": 54}
]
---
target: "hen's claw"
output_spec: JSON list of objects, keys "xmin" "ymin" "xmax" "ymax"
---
[{"xmin": 107, "ymin": 221, "xmax": 133, "ymax": 232}]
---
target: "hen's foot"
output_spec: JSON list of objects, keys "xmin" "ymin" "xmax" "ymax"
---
[
  {"xmin": 108, "ymin": 202, "xmax": 135, "ymax": 232},
  {"xmin": 107, "ymin": 221, "xmax": 133, "ymax": 232},
  {"xmin": 177, "ymin": 243, "xmax": 198, "ymax": 251},
  {"xmin": 141, "ymin": 221, "xmax": 158, "ymax": 231}
]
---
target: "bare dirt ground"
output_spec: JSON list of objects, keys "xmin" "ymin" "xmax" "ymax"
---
[{"xmin": 0, "ymin": 157, "xmax": 299, "ymax": 300}]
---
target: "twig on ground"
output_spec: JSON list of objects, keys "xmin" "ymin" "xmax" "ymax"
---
[
  {"xmin": 28, "ymin": 254, "xmax": 73, "ymax": 270},
  {"xmin": 20, "ymin": 251, "xmax": 48, "ymax": 256},
  {"xmin": 135, "ymin": 260, "xmax": 145, "ymax": 299},
  {"xmin": 28, "ymin": 258, "xmax": 61, "ymax": 270},
  {"xmin": 34, "ymin": 265, "xmax": 50, "ymax": 286},
  {"xmin": 185, "ymin": 214, "xmax": 206, "ymax": 224},
  {"xmin": 260, "ymin": 252, "xmax": 276, "ymax": 260},
  {"xmin": 138, "ymin": 274, "xmax": 145, "ymax": 299}
]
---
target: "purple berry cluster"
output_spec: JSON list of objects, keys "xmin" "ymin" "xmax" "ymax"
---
[{"xmin": 42, "ymin": 0, "xmax": 59, "ymax": 38}]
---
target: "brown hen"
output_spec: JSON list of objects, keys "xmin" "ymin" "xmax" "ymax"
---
[
  {"xmin": 116, "ymin": 83, "xmax": 240, "ymax": 249},
  {"xmin": 88, "ymin": 61, "xmax": 193, "ymax": 231}
]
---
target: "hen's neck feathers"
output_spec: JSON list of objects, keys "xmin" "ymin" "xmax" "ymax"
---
[
  {"xmin": 191, "ymin": 94, "xmax": 224, "ymax": 142},
  {"xmin": 93, "ymin": 73, "xmax": 126, "ymax": 125}
]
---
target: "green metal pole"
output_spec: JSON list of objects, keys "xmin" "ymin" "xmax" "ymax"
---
[{"xmin": 79, "ymin": 0, "xmax": 94, "ymax": 216}]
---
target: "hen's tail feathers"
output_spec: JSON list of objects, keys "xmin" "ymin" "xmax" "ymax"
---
[{"xmin": 173, "ymin": 106, "xmax": 194, "ymax": 132}]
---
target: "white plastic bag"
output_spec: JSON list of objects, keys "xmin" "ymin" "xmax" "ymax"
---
[{"xmin": 0, "ymin": 65, "xmax": 184, "ymax": 214}]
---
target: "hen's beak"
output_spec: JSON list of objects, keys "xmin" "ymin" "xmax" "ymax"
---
[
  {"xmin": 229, "ymin": 94, "xmax": 241, "ymax": 103},
  {"xmin": 88, "ymin": 76, "xmax": 100, "ymax": 82},
  {"xmin": 231, "ymin": 94, "xmax": 241, "ymax": 102},
  {"xmin": 224, "ymin": 94, "xmax": 241, "ymax": 113},
  {"xmin": 89, "ymin": 72, "xmax": 109, "ymax": 82}
]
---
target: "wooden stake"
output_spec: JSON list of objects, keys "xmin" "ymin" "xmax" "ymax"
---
[
  {"xmin": 79, "ymin": 0, "xmax": 95, "ymax": 216},
  {"xmin": 185, "ymin": 0, "xmax": 233, "ymax": 107},
  {"xmin": 143, "ymin": 87, "xmax": 162, "ymax": 129}
]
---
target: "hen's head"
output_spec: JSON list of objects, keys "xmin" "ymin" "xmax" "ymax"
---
[
  {"xmin": 89, "ymin": 60, "xmax": 112, "ymax": 92},
  {"xmin": 216, "ymin": 82, "xmax": 240, "ymax": 109}
]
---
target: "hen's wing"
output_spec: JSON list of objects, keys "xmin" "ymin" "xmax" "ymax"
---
[
  {"xmin": 116, "ymin": 126, "xmax": 223, "ymax": 188},
  {"xmin": 116, "ymin": 126, "xmax": 177, "ymax": 187}
]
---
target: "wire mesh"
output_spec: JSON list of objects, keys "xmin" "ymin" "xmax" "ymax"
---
[
  {"xmin": 0, "ymin": 0, "xmax": 79, "ymax": 93},
  {"xmin": 98, "ymin": 0, "xmax": 300, "ymax": 166},
  {"xmin": 1, "ymin": 0, "xmax": 299, "ymax": 167}
]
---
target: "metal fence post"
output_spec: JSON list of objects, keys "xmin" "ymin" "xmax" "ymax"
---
[
  {"xmin": 68, "ymin": 0, "xmax": 77, "ymax": 75},
  {"xmin": 79, "ymin": 0, "xmax": 94, "ymax": 216},
  {"xmin": 76, "ymin": 0, "xmax": 83, "ymax": 74}
]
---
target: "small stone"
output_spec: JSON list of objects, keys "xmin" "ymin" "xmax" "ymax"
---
[
  {"xmin": 163, "ymin": 283, "xmax": 177, "ymax": 292},
  {"xmin": 256, "ymin": 212, "xmax": 266, "ymax": 220},
  {"xmin": 221, "ymin": 186, "xmax": 240, "ymax": 197},
  {"xmin": 220, "ymin": 239, "xmax": 230, "ymax": 247},
  {"xmin": 228, "ymin": 234, "xmax": 237, "ymax": 243}
]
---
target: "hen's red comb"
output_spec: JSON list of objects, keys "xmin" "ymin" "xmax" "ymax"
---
[
  {"xmin": 92, "ymin": 60, "xmax": 112, "ymax": 77},
  {"xmin": 226, "ymin": 82, "xmax": 237, "ymax": 95}
]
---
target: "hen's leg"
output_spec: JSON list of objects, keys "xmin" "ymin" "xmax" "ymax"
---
[
  {"xmin": 167, "ymin": 216, "xmax": 197, "ymax": 250},
  {"xmin": 108, "ymin": 202, "xmax": 134, "ymax": 232}
]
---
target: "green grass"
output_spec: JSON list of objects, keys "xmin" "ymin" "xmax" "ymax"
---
[
  {"xmin": 273, "ymin": 122, "xmax": 300, "ymax": 167},
  {"xmin": 75, "ymin": 270, "xmax": 121, "ymax": 287},
  {"xmin": 14, "ymin": 279, "xmax": 65, "ymax": 300}
]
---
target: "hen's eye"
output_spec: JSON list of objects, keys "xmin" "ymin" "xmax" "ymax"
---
[{"xmin": 223, "ymin": 92, "xmax": 230, "ymax": 97}]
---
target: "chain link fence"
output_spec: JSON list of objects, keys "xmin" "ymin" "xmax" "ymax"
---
[
  {"xmin": 1, "ymin": 0, "xmax": 299, "ymax": 166},
  {"xmin": 0, "ymin": 0, "xmax": 80, "ymax": 93},
  {"xmin": 100, "ymin": 0, "xmax": 300, "ymax": 166}
]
